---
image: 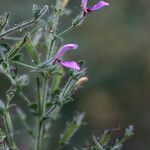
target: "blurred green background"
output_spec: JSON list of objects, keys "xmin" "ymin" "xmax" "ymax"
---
[{"xmin": 1, "ymin": 0, "xmax": 150, "ymax": 149}]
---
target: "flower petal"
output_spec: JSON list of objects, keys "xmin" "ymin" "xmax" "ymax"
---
[
  {"xmin": 55, "ymin": 44, "xmax": 78, "ymax": 59},
  {"xmin": 82, "ymin": 0, "xmax": 88, "ymax": 9},
  {"xmin": 89, "ymin": 1, "xmax": 109, "ymax": 11},
  {"xmin": 60, "ymin": 61, "xmax": 80, "ymax": 70}
]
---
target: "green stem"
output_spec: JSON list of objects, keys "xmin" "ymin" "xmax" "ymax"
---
[
  {"xmin": 12, "ymin": 61, "xmax": 38, "ymax": 70},
  {"xmin": 59, "ymin": 77, "xmax": 74, "ymax": 103},
  {"xmin": 0, "ymin": 5, "xmax": 48, "ymax": 38},
  {"xmin": 58, "ymin": 15, "xmax": 84, "ymax": 37},
  {"xmin": 3, "ymin": 109, "xmax": 16, "ymax": 150},
  {"xmin": 58, "ymin": 25, "xmax": 74, "ymax": 37},
  {"xmin": 19, "ymin": 92, "xmax": 31, "ymax": 105},
  {"xmin": 36, "ymin": 1, "xmax": 61, "ymax": 150}
]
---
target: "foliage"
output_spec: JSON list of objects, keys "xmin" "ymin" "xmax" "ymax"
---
[{"xmin": 0, "ymin": 0, "xmax": 133, "ymax": 150}]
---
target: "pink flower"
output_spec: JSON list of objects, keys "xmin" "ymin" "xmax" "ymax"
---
[
  {"xmin": 81, "ymin": 0, "xmax": 109, "ymax": 16},
  {"xmin": 53, "ymin": 44, "xmax": 80, "ymax": 70}
]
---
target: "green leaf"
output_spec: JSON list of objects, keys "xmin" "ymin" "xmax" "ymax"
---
[
  {"xmin": 111, "ymin": 125, "xmax": 134, "ymax": 150},
  {"xmin": 92, "ymin": 136, "xmax": 105, "ymax": 150},
  {"xmin": 25, "ymin": 34, "xmax": 40, "ymax": 64},
  {"xmin": 32, "ymin": 4, "xmax": 49, "ymax": 20},
  {"xmin": 51, "ymin": 68, "xmax": 64, "ymax": 96},
  {"xmin": 0, "ymin": 13, "xmax": 9, "ymax": 32},
  {"xmin": 59, "ymin": 112, "xmax": 85, "ymax": 145},
  {"xmin": 99, "ymin": 130, "xmax": 111, "ymax": 146},
  {"xmin": 7, "ymin": 35, "xmax": 27, "ymax": 60}
]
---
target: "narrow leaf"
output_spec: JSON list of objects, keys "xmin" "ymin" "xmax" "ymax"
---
[
  {"xmin": 59, "ymin": 112, "xmax": 85, "ymax": 145},
  {"xmin": 25, "ymin": 34, "xmax": 40, "ymax": 64},
  {"xmin": 0, "ymin": 13, "xmax": 9, "ymax": 32},
  {"xmin": 7, "ymin": 34, "xmax": 27, "ymax": 60}
]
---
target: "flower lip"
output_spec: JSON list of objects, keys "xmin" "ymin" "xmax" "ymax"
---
[
  {"xmin": 53, "ymin": 43, "xmax": 80, "ymax": 71},
  {"xmin": 60, "ymin": 61, "xmax": 80, "ymax": 70},
  {"xmin": 55, "ymin": 44, "xmax": 78, "ymax": 59},
  {"xmin": 81, "ymin": 0, "xmax": 110, "ymax": 16},
  {"xmin": 81, "ymin": 0, "xmax": 88, "ymax": 9},
  {"xmin": 89, "ymin": 1, "xmax": 110, "ymax": 11}
]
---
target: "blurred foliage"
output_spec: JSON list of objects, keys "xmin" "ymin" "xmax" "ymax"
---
[{"xmin": 0, "ymin": 0, "xmax": 150, "ymax": 149}]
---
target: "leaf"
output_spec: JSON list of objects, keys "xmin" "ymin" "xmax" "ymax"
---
[
  {"xmin": 92, "ymin": 136, "xmax": 105, "ymax": 150},
  {"xmin": 111, "ymin": 125, "xmax": 134, "ymax": 150},
  {"xmin": 25, "ymin": 34, "xmax": 40, "ymax": 64},
  {"xmin": 59, "ymin": 112, "xmax": 85, "ymax": 145},
  {"xmin": 32, "ymin": 4, "xmax": 49, "ymax": 19},
  {"xmin": 51, "ymin": 68, "xmax": 64, "ymax": 96},
  {"xmin": 99, "ymin": 130, "xmax": 111, "ymax": 146},
  {"xmin": 7, "ymin": 35, "xmax": 27, "ymax": 60},
  {"xmin": 0, "ymin": 13, "xmax": 9, "ymax": 32}
]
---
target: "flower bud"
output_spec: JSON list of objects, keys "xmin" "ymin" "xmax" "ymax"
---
[
  {"xmin": 61, "ymin": 0, "xmax": 69, "ymax": 9},
  {"xmin": 75, "ymin": 77, "xmax": 88, "ymax": 89}
]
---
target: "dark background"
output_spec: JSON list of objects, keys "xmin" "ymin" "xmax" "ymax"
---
[{"xmin": 0, "ymin": 0, "xmax": 150, "ymax": 149}]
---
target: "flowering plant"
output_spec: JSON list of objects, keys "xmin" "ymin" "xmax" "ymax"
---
[{"xmin": 0, "ymin": 0, "xmax": 133, "ymax": 150}]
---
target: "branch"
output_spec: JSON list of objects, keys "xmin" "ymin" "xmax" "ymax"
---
[{"xmin": 0, "ymin": 5, "xmax": 48, "ymax": 39}]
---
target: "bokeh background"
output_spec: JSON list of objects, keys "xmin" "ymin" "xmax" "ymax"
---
[{"xmin": 0, "ymin": 0, "xmax": 150, "ymax": 149}]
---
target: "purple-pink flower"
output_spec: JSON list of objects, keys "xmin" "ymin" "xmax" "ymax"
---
[
  {"xmin": 81, "ymin": 0, "xmax": 109, "ymax": 16},
  {"xmin": 53, "ymin": 44, "xmax": 80, "ymax": 71}
]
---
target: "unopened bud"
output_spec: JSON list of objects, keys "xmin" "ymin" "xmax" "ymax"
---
[
  {"xmin": 61, "ymin": 0, "xmax": 69, "ymax": 9},
  {"xmin": 75, "ymin": 77, "xmax": 88, "ymax": 89}
]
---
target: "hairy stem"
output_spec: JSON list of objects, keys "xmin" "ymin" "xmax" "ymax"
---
[
  {"xmin": 3, "ymin": 109, "xmax": 16, "ymax": 150},
  {"xmin": 36, "ymin": 1, "xmax": 61, "ymax": 150},
  {"xmin": 0, "ymin": 5, "xmax": 48, "ymax": 38},
  {"xmin": 58, "ymin": 15, "xmax": 84, "ymax": 37}
]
